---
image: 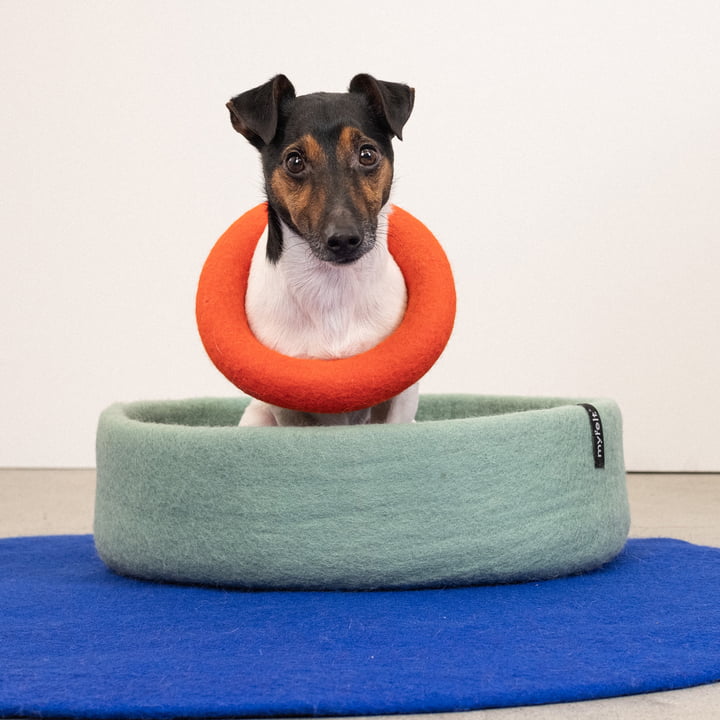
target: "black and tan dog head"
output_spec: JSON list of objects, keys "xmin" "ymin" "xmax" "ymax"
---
[{"xmin": 227, "ymin": 74, "xmax": 414, "ymax": 264}]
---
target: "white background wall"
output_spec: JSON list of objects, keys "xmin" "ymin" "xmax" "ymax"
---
[{"xmin": 1, "ymin": 1, "xmax": 719, "ymax": 470}]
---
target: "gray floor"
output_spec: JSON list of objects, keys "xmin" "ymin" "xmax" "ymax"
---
[{"xmin": 1, "ymin": 470, "xmax": 718, "ymax": 719}]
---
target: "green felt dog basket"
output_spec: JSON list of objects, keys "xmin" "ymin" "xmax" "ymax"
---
[{"xmin": 94, "ymin": 395, "xmax": 629, "ymax": 590}]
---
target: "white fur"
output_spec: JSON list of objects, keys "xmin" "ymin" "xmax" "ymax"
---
[{"xmin": 240, "ymin": 206, "xmax": 419, "ymax": 426}]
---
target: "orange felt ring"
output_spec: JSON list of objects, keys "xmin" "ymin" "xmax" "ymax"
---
[{"xmin": 196, "ymin": 204, "xmax": 456, "ymax": 414}]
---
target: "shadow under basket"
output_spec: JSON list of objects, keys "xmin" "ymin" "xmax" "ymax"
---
[{"xmin": 94, "ymin": 395, "xmax": 629, "ymax": 591}]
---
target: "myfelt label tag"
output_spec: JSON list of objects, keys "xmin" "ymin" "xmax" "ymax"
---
[{"xmin": 579, "ymin": 403, "xmax": 605, "ymax": 469}]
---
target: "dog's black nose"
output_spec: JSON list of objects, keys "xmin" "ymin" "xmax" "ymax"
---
[{"xmin": 327, "ymin": 232, "xmax": 362, "ymax": 259}]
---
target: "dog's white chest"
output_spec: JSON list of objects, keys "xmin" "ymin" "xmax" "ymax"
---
[{"xmin": 245, "ymin": 224, "xmax": 407, "ymax": 360}]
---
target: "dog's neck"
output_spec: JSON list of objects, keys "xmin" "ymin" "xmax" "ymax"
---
[{"xmin": 245, "ymin": 205, "xmax": 407, "ymax": 360}]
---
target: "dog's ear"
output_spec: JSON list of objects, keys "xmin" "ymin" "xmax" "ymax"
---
[
  {"xmin": 349, "ymin": 74, "xmax": 415, "ymax": 141},
  {"xmin": 226, "ymin": 75, "xmax": 296, "ymax": 149}
]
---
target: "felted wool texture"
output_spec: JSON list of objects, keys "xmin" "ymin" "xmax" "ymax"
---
[
  {"xmin": 2, "ymin": 536, "xmax": 720, "ymax": 719},
  {"xmin": 95, "ymin": 394, "xmax": 629, "ymax": 590},
  {"xmin": 195, "ymin": 204, "xmax": 456, "ymax": 413}
]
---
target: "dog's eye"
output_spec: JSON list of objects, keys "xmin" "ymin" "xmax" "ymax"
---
[
  {"xmin": 358, "ymin": 145, "xmax": 379, "ymax": 167},
  {"xmin": 285, "ymin": 152, "xmax": 306, "ymax": 175}
]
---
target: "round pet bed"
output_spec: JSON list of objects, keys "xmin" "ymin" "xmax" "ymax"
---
[{"xmin": 94, "ymin": 394, "xmax": 629, "ymax": 590}]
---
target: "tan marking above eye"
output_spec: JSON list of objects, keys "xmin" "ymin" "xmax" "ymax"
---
[
  {"xmin": 337, "ymin": 126, "xmax": 368, "ymax": 164},
  {"xmin": 337, "ymin": 126, "xmax": 359, "ymax": 157},
  {"xmin": 283, "ymin": 134, "xmax": 326, "ymax": 174}
]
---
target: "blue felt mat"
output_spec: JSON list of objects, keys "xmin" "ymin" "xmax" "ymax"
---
[{"xmin": 1, "ymin": 536, "xmax": 719, "ymax": 718}]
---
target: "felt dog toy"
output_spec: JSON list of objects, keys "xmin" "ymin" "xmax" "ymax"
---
[{"xmin": 196, "ymin": 204, "xmax": 455, "ymax": 413}]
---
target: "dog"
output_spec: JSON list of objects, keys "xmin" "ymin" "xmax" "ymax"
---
[{"xmin": 226, "ymin": 74, "xmax": 417, "ymax": 427}]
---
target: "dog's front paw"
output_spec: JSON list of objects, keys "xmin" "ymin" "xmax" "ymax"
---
[{"xmin": 239, "ymin": 399, "xmax": 278, "ymax": 427}]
